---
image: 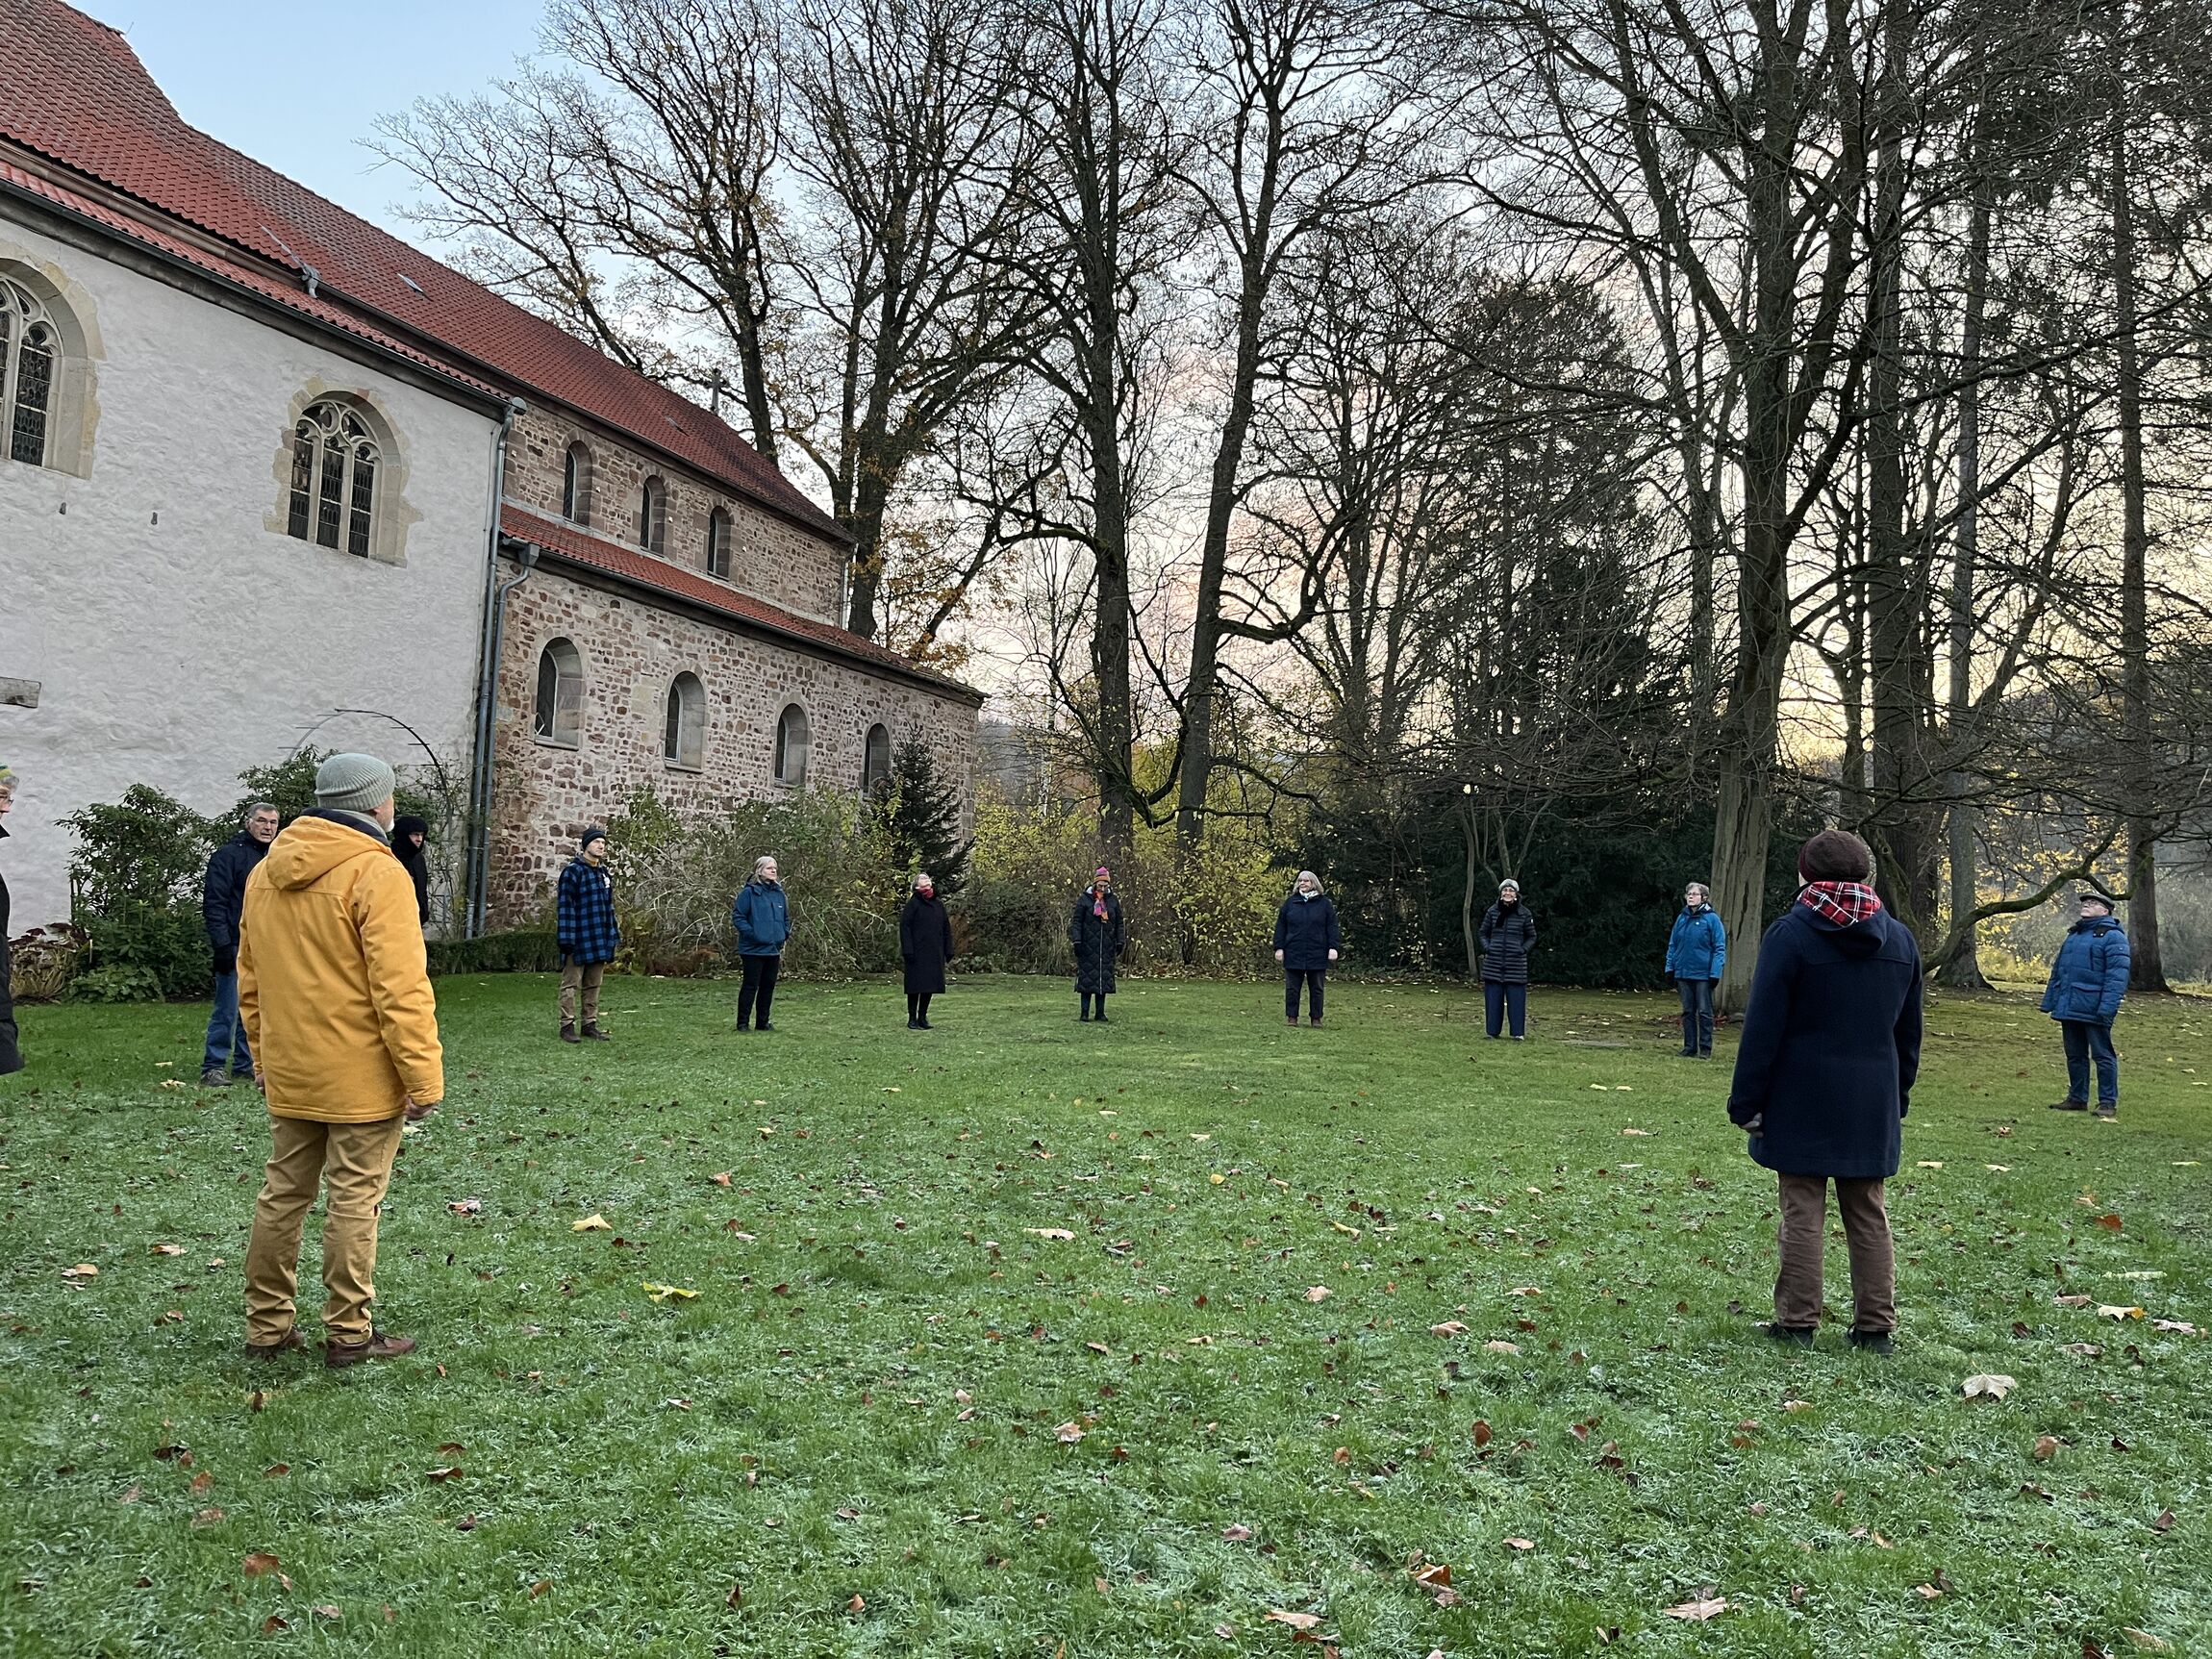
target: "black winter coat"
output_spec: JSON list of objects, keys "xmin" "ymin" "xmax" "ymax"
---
[
  {"xmin": 1478, "ymin": 902, "xmax": 1537, "ymax": 983},
  {"xmin": 1068, "ymin": 890, "xmax": 1124, "ymax": 993},
  {"xmin": 0, "ymin": 820, "xmax": 18, "ymax": 1075},
  {"xmin": 899, "ymin": 892, "xmax": 956, "ymax": 994},
  {"xmin": 392, "ymin": 816, "xmax": 432, "ymax": 926},
  {"xmin": 1726, "ymin": 902, "xmax": 1924, "ymax": 1180},
  {"xmin": 202, "ymin": 831, "xmax": 270, "ymax": 962},
  {"xmin": 1273, "ymin": 892, "xmax": 1342, "ymax": 972}
]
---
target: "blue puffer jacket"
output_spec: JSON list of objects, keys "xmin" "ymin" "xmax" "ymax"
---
[
  {"xmin": 2041, "ymin": 916, "xmax": 2129, "ymax": 1025},
  {"xmin": 1665, "ymin": 904, "xmax": 1726, "ymax": 981},
  {"xmin": 1273, "ymin": 892, "xmax": 1342, "ymax": 972},
  {"xmin": 731, "ymin": 879, "xmax": 791, "ymax": 956}
]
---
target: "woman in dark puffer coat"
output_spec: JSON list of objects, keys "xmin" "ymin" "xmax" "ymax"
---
[
  {"xmin": 1477, "ymin": 878, "xmax": 1537, "ymax": 1039},
  {"xmin": 1068, "ymin": 867, "xmax": 1124, "ymax": 1022},
  {"xmin": 899, "ymin": 871, "xmax": 956, "ymax": 1029}
]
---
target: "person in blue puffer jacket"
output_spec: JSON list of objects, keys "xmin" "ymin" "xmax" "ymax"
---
[
  {"xmin": 2041, "ymin": 892, "xmax": 2130, "ymax": 1119},
  {"xmin": 730, "ymin": 855, "xmax": 792, "ymax": 1033},
  {"xmin": 1664, "ymin": 880, "xmax": 1727, "ymax": 1059}
]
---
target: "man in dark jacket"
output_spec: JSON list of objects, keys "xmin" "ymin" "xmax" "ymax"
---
[
  {"xmin": 555, "ymin": 827, "xmax": 618, "ymax": 1043},
  {"xmin": 1273, "ymin": 870, "xmax": 1341, "ymax": 1027},
  {"xmin": 0, "ymin": 764, "xmax": 19, "ymax": 1076},
  {"xmin": 201, "ymin": 802, "xmax": 280, "ymax": 1087},
  {"xmin": 1477, "ymin": 878, "xmax": 1537, "ymax": 1040},
  {"xmin": 731, "ymin": 855, "xmax": 791, "ymax": 1032},
  {"xmin": 2042, "ymin": 892, "xmax": 2130, "ymax": 1119},
  {"xmin": 392, "ymin": 815, "xmax": 432, "ymax": 928},
  {"xmin": 1728, "ymin": 829, "xmax": 1923, "ymax": 1353},
  {"xmin": 1069, "ymin": 867, "xmax": 1125, "ymax": 1022},
  {"xmin": 1665, "ymin": 881, "xmax": 1727, "ymax": 1058}
]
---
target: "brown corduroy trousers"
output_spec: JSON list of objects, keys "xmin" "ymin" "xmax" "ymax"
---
[{"xmin": 1774, "ymin": 1172, "xmax": 1895, "ymax": 1334}]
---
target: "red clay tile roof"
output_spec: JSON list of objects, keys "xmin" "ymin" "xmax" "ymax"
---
[
  {"xmin": 502, "ymin": 505, "xmax": 981, "ymax": 703},
  {"xmin": 0, "ymin": 156, "xmax": 499, "ymax": 398},
  {"xmin": 1, "ymin": 0, "xmax": 841, "ymax": 541}
]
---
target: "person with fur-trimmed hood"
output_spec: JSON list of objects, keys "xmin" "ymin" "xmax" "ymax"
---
[{"xmin": 555, "ymin": 827, "xmax": 618, "ymax": 1043}]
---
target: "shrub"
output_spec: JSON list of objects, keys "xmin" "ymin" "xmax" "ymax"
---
[
  {"xmin": 426, "ymin": 930, "xmax": 562, "ymax": 977},
  {"xmin": 604, "ymin": 788, "xmax": 905, "ymax": 977},
  {"xmin": 61, "ymin": 785, "xmax": 217, "ymax": 1000},
  {"xmin": 8, "ymin": 923, "xmax": 86, "ymax": 1002}
]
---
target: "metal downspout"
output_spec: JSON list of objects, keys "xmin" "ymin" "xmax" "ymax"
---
[{"xmin": 464, "ymin": 397, "xmax": 527, "ymax": 938}]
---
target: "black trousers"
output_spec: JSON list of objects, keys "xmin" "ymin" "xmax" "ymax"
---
[
  {"xmin": 907, "ymin": 992, "xmax": 934, "ymax": 1023},
  {"xmin": 1285, "ymin": 968, "xmax": 1325, "ymax": 1022},
  {"xmin": 1081, "ymin": 991, "xmax": 1110, "ymax": 1018},
  {"xmin": 737, "ymin": 953, "xmax": 780, "ymax": 1028},
  {"xmin": 0, "ymin": 935, "xmax": 19, "ymax": 1075}
]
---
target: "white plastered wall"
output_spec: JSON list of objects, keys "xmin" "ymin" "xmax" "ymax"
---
[{"xmin": 0, "ymin": 211, "xmax": 496, "ymax": 927}]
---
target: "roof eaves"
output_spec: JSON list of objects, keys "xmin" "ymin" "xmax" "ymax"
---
[
  {"xmin": 500, "ymin": 509, "xmax": 981, "ymax": 706},
  {"xmin": 0, "ymin": 160, "xmax": 507, "ymax": 411}
]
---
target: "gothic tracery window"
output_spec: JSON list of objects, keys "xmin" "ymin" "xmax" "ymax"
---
[
  {"xmin": 1, "ymin": 278, "xmax": 59, "ymax": 468},
  {"xmin": 286, "ymin": 400, "xmax": 380, "ymax": 558}
]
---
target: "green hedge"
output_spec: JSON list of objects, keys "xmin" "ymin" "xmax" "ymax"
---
[{"xmin": 425, "ymin": 931, "xmax": 562, "ymax": 977}]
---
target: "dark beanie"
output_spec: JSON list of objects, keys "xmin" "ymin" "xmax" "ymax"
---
[
  {"xmin": 1797, "ymin": 829, "xmax": 1874, "ymax": 883},
  {"xmin": 581, "ymin": 825, "xmax": 608, "ymax": 851}
]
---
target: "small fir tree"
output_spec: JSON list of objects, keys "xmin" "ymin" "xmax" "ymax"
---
[{"xmin": 880, "ymin": 739, "xmax": 972, "ymax": 895}]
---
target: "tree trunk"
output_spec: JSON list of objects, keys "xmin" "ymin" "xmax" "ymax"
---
[
  {"xmin": 2110, "ymin": 95, "xmax": 2168, "ymax": 993},
  {"xmin": 1460, "ymin": 802, "xmax": 1480, "ymax": 980},
  {"xmin": 1938, "ymin": 172, "xmax": 1992, "ymax": 990}
]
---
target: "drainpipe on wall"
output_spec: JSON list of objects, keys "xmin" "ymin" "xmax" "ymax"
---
[{"xmin": 463, "ymin": 396, "xmax": 528, "ymax": 938}]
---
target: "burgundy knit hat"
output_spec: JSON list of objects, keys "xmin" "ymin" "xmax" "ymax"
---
[{"xmin": 1797, "ymin": 829, "xmax": 1874, "ymax": 883}]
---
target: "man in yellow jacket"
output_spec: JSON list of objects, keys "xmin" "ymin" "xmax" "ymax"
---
[{"xmin": 239, "ymin": 753, "xmax": 443, "ymax": 1368}]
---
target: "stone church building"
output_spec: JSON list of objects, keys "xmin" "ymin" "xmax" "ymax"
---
[{"xmin": 0, "ymin": 0, "xmax": 980, "ymax": 933}]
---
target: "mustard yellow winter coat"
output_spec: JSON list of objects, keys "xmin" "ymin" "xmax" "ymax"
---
[{"xmin": 239, "ymin": 815, "xmax": 443, "ymax": 1121}]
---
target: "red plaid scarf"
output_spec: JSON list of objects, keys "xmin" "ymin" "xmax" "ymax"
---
[{"xmin": 1798, "ymin": 880, "xmax": 1882, "ymax": 925}]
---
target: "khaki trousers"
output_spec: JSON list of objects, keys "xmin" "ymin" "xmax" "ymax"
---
[
  {"xmin": 559, "ymin": 960, "xmax": 605, "ymax": 1026},
  {"xmin": 244, "ymin": 1113, "xmax": 405, "ymax": 1345},
  {"xmin": 1775, "ymin": 1172, "xmax": 1896, "ymax": 1334}
]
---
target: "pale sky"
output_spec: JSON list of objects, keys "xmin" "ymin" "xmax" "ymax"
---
[{"xmin": 73, "ymin": 0, "xmax": 549, "ymax": 241}]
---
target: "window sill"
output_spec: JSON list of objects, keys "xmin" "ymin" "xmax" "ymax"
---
[
  {"xmin": 533, "ymin": 735, "xmax": 582, "ymax": 751},
  {"xmin": 665, "ymin": 761, "xmax": 704, "ymax": 774}
]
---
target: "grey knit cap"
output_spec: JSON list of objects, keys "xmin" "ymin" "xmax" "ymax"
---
[{"xmin": 314, "ymin": 752, "xmax": 396, "ymax": 813}]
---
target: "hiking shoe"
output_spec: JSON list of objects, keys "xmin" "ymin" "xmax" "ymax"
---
[
  {"xmin": 560, "ymin": 1023, "xmax": 580, "ymax": 1043},
  {"xmin": 325, "ymin": 1329, "xmax": 416, "ymax": 1370},
  {"xmin": 756, "ymin": 1022, "xmax": 774, "ymax": 1033},
  {"xmin": 1762, "ymin": 1322, "xmax": 1816, "ymax": 1347},
  {"xmin": 2094, "ymin": 1103, "xmax": 2117, "ymax": 1119},
  {"xmin": 200, "ymin": 1068, "xmax": 231, "ymax": 1088},
  {"xmin": 582, "ymin": 1024, "xmax": 611, "ymax": 1042},
  {"xmin": 243, "ymin": 1328, "xmax": 307, "ymax": 1362},
  {"xmin": 907, "ymin": 1018, "xmax": 922, "ymax": 1030},
  {"xmin": 2048, "ymin": 1097, "xmax": 2088, "ymax": 1111},
  {"xmin": 1093, "ymin": 1013, "xmax": 1109, "ymax": 1023},
  {"xmin": 1848, "ymin": 1329, "xmax": 1895, "ymax": 1355}
]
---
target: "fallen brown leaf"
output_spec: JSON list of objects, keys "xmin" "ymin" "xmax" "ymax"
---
[
  {"xmin": 242, "ymin": 1552, "xmax": 281, "ymax": 1577},
  {"xmin": 1662, "ymin": 1597, "xmax": 1727, "ymax": 1621},
  {"xmin": 1265, "ymin": 1611, "xmax": 1322, "ymax": 1631}
]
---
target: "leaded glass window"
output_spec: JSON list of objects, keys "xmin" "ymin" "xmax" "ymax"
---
[
  {"xmin": 1, "ymin": 278, "xmax": 59, "ymax": 468},
  {"xmin": 286, "ymin": 401, "xmax": 381, "ymax": 558}
]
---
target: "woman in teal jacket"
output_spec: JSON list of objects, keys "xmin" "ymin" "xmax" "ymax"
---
[
  {"xmin": 2042, "ymin": 892, "xmax": 2129, "ymax": 1118},
  {"xmin": 1665, "ymin": 880, "xmax": 1727, "ymax": 1057}
]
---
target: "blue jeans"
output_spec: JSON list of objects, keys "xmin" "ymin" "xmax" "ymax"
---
[
  {"xmin": 2061, "ymin": 1019, "xmax": 2119, "ymax": 1106},
  {"xmin": 1484, "ymin": 979, "xmax": 1526, "ymax": 1038},
  {"xmin": 1676, "ymin": 977, "xmax": 1716, "ymax": 1054},
  {"xmin": 204, "ymin": 969, "xmax": 253, "ymax": 1075}
]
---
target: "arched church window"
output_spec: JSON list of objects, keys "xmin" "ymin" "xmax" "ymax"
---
[
  {"xmin": 286, "ymin": 400, "xmax": 380, "ymax": 558},
  {"xmin": 1, "ymin": 277, "xmax": 60, "ymax": 467},
  {"xmin": 534, "ymin": 638, "xmax": 586, "ymax": 748}
]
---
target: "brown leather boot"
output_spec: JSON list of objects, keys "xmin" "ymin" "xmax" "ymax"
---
[
  {"xmin": 325, "ymin": 1329, "xmax": 417, "ymax": 1370},
  {"xmin": 560, "ymin": 1022, "xmax": 580, "ymax": 1043},
  {"xmin": 582, "ymin": 1023, "xmax": 611, "ymax": 1042},
  {"xmin": 243, "ymin": 1328, "xmax": 307, "ymax": 1362}
]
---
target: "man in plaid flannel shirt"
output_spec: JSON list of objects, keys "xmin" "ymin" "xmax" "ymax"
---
[{"xmin": 556, "ymin": 827, "xmax": 619, "ymax": 1043}]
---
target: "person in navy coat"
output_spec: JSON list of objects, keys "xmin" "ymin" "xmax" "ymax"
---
[
  {"xmin": 2041, "ymin": 892, "xmax": 2130, "ymax": 1118},
  {"xmin": 1727, "ymin": 830, "xmax": 1923, "ymax": 1353},
  {"xmin": 1272, "ymin": 870, "xmax": 1341, "ymax": 1027},
  {"xmin": 1665, "ymin": 880, "xmax": 1727, "ymax": 1058}
]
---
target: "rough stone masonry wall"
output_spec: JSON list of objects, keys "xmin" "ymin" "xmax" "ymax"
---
[
  {"xmin": 486, "ymin": 565, "xmax": 979, "ymax": 925},
  {"xmin": 504, "ymin": 407, "xmax": 843, "ymax": 624}
]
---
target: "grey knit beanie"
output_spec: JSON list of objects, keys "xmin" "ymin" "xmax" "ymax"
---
[{"xmin": 314, "ymin": 752, "xmax": 396, "ymax": 814}]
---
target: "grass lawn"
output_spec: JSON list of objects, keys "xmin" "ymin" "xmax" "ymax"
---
[{"xmin": 1, "ymin": 973, "xmax": 2208, "ymax": 1657}]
